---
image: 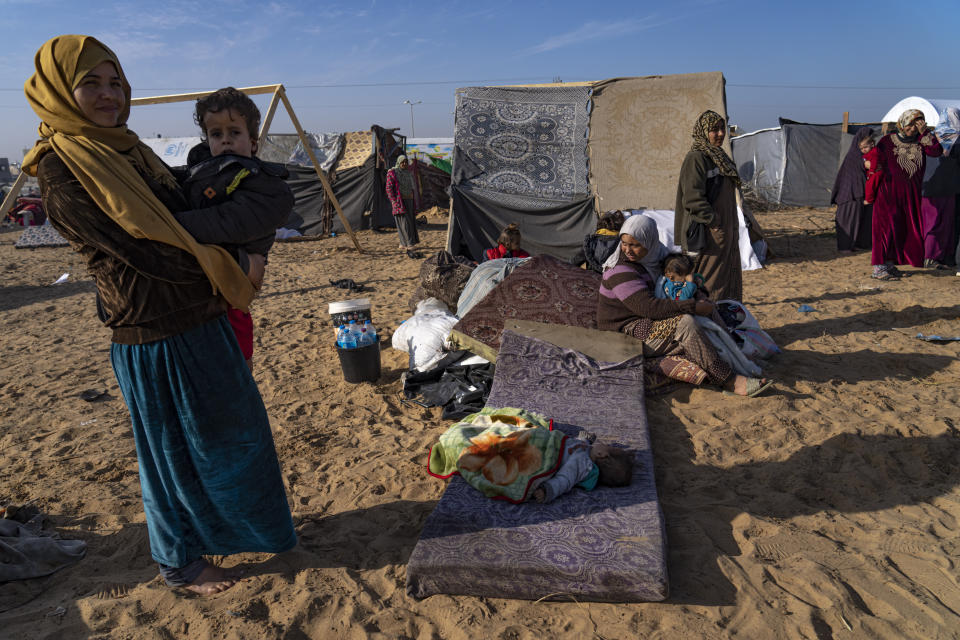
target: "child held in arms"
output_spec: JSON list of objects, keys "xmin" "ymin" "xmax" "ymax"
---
[
  {"xmin": 860, "ymin": 134, "xmax": 882, "ymax": 206},
  {"xmin": 655, "ymin": 253, "xmax": 707, "ymax": 301},
  {"xmin": 175, "ymin": 87, "xmax": 294, "ymax": 370},
  {"xmin": 428, "ymin": 408, "xmax": 634, "ymax": 504}
]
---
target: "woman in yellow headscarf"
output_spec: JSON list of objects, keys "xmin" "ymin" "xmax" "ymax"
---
[{"xmin": 25, "ymin": 35, "xmax": 295, "ymax": 595}]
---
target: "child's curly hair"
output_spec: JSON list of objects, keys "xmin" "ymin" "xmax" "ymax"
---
[
  {"xmin": 498, "ymin": 223, "xmax": 523, "ymax": 251},
  {"xmin": 194, "ymin": 87, "xmax": 261, "ymax": 145},
  {"xmin": 598, "ymin": 210, "xmax": 625, "ymax": 232},
  {"xmin": 596, "ymin": 448, "xmax": 634, "ymax": 487},
  {"xmin": 663, "ymin": 253, "xmax": 694, "ymax": 278}
]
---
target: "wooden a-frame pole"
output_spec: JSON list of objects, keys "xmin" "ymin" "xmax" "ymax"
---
[
  {"xmin": 131, "ymin": 83, "xmax": 363, "ymax": 252},
  {"xmin": 0, "ymin": 171, "xmax": 29, "ymax": 221},
  {"xmin": 273, "ymin": 86, "xmax": 362, "ymax": 252}
]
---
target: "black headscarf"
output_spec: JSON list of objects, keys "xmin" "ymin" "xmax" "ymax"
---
[{"xmin": 830, "ymin": 127, "xmax": 874, "ymax": 205}]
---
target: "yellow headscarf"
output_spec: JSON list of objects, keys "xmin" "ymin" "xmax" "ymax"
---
[{"xmin": 22, "ymin": 35, "xmax": 254, "ymax": 311}]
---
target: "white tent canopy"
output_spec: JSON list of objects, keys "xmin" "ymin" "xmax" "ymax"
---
[{"xmin": 881, "ymin": 97, "xmax": 960, "ymax": 126}]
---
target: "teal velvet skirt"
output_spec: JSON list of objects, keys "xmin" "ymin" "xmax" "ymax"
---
[{"xmin": 111, "ymin": 315, "xmax": 296, "ymax": 568}]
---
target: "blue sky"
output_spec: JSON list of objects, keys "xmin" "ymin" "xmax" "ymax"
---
[{"xmin": 0, "ymin": 0, "xmax": 951, "ymax": 163}]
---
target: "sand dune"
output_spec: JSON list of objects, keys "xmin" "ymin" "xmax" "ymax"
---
[{"xmin": 1, "ymin": 208, "xmax": 958, "ymax": 639}]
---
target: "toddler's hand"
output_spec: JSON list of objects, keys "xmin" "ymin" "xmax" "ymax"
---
[
  {"xmin": 247, "ymin": 253, "xmax": 266, "ymax": 291},
  {"xmin": 533, "ymin": 488, "xmax": 546, "ymax": 503}
]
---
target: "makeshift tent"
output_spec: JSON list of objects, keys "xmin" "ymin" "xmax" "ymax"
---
[
  {"xmin": 881, "ymin": 97, "xmax": 960, "ymax": 127},
  {"xmin": 732, "ymin": 119, "xmax": 879, "ymax": 208},
  {"xmin": 0, "ymin": 158, "xmax": 12, "ymax": 184},
  {"xmin": 446, "ymin": 73, "xmax": 754, "ymax": 263}
]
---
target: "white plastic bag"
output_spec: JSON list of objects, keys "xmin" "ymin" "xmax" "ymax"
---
[{"xmin": 391, "ymin": 309, "xmax": 460, "ymax": 372}]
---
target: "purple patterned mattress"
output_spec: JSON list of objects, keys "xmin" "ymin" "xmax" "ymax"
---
[
  {"xmin": 406, "ymin": 330, "xmax": 668, "ymax": 602},
  {"xmin": 449, "ymin": 254, "xmax": 600, "ymax": 358}
]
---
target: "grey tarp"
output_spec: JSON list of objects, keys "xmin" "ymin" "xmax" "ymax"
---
[
  {"xmin": 731, "ymin": 128, "xmax": 784, "ymax": 203},
  {"xmin": 733, "ymin": 121, "xmax": 883, "ymax": 208},
  {"xmin": 448, "ymin": 185, "xmax": 595, "ymax": 262},
  {"xmin": 779, "ymin": 121, "xmax": 841, "ymax": 207}
]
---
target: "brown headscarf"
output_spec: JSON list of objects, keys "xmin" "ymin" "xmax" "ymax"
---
[
  {"xmin": 892, "ymin": 108, "xmax": 935, "ymax": 177},
  {"xmin": 690, "ymin": 110, "xmax": 740, "ymax": 186},
  {"xmin": 896, "ymin": 108, "xmax": 925, "ymax": 134},
  {"xmin": 22, "ymin": 35, "xmax": 255, "ymax": 311}
]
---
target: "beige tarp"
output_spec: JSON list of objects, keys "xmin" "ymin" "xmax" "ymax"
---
[
  {"xmin": 338, "ymin": 130, "xmax": 373, "ymax": 170},
  {"xmin": 588, "ymin": 72, "xmax": 729, "ymax": 211}
]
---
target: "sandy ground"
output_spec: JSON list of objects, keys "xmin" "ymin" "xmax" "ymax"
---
[{"xmin": 1, "ymin": 207, "xmax": 959, "ymax": 639}]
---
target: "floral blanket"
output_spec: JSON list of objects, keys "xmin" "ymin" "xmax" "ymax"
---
[{"xmin": 428, "ymin": 407, "xmax": 565, "ymax": 503}]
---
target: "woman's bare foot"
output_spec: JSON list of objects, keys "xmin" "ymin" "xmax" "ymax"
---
[
  {"xmin": 184, "ymin": 564, "xmax": 241, "ymax": 596},
  {"xmin": 725, "ymin": 375, "xmax": 773, "ymax": 397}
]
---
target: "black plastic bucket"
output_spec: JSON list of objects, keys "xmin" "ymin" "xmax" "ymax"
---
[{"xmin": 336, "ymin": 338, "xmax": 381, "ymax": 383}]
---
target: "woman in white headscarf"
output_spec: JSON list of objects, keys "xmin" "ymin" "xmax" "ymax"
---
[{"xmin": 597, "ymin": 215, "xmax": 772, "ymax": 396}]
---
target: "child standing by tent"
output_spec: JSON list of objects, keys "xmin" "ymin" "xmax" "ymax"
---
[{"xmin": 175, "ymin": 87, "xmax": 294, "ymax": 369}]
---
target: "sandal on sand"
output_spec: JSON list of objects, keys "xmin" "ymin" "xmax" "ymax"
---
[
  {"xmin": 744, "ymin": 377, "xmax": 774, "ymax": 397},
  {"xmin": 723, "ymin": 378, "xmax": 775, "ymax": 398},
  {"xmin": 871, "ymin": 271, "xmax": 900, "ymax": 281}
]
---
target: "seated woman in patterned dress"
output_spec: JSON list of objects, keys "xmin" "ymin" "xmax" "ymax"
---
[{"xmin": 597, "ymin": 215, "xmax": 773, "ymax": 397}]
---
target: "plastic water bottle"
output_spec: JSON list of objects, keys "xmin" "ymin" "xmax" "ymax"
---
[
  {"xmin": 337, "ymin": 324, "xmax": 357, "ymax": 349},
  {"xmin": 362, "ymin": 320, "xmax": 377, "ymax": 344},
  {"xmin": 358, "ymin": 326, "xmax": 375, "ymax": 347},
  {"xmin": 347, "ymin": 320, "xmax": 362, "ymax": 346}
]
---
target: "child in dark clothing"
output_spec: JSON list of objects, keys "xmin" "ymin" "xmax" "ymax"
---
[
  {"xmin": 174, "ymin": 87, "xmax": 294, "ymax": 369},
  {"xmin": 571, "ymin": 210, "xmax": 625, "ymax": 272}
]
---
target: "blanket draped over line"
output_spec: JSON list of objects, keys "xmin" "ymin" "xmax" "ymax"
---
[
  {"xmin": 453, "ymin": 85, "xmax": 591, "ymax": 208},
  {"xmin": 429, "ymin": 407, "xmax": 565, "ymax": 503}
]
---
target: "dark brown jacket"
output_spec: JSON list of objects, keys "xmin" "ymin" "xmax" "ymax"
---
[
  {"xmin": 38, "ymin": 151, "xmax": 226, "ymax": 345},
  {"xmin": 674, "ymin": 150, "xmax": 726, "ymax": 252}
]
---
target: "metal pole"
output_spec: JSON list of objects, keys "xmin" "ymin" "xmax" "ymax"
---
[{"xmin": 403, "ymin": 100, "xmax": 421, "ymax": 139}]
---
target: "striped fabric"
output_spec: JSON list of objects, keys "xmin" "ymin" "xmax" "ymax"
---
[{"xmin": 597, "ymin": 261, "xmax": 696, "ymax": 333}]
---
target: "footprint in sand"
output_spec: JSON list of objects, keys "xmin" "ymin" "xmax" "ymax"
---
[
  {"xmin": 887, "ymin": 554, "xmax": 960, "ymax": 616},
  {"xmin": 877, "ymin": 535, "xmax": 944, "ymax": 562},
  {"xmin": 753, "ymin": 531, "xmax": 837, "ymax": 562},
  {"xmin": 94, "ymin": 582, "xmax": 132, "ymax": 599},
  {"xmin": 752, "ymin": 531, "xmax": 864, "ymax": 570}
]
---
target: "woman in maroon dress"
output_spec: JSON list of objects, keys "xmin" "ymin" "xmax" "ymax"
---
[{"xmin": 870, "ymin": 109, "xmax": 942, "ymax": 280}]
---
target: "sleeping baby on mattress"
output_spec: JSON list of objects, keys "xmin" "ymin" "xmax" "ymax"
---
[{"xmin": 428, "ymin": 407, "xmax": 633, "ymax": 504}]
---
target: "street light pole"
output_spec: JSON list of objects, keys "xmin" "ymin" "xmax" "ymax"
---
[{"xmin": 402, "ymin": 99, "xmax": 421, "ymax": 138}]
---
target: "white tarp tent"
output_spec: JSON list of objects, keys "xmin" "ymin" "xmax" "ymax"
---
[
  {"xmin": 628, "ymin": 208, "xmax": 764, "ymax": 271},
  {"xmin": 881, "ymin": 97, "xmax": 960, "ymax": 126}
]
